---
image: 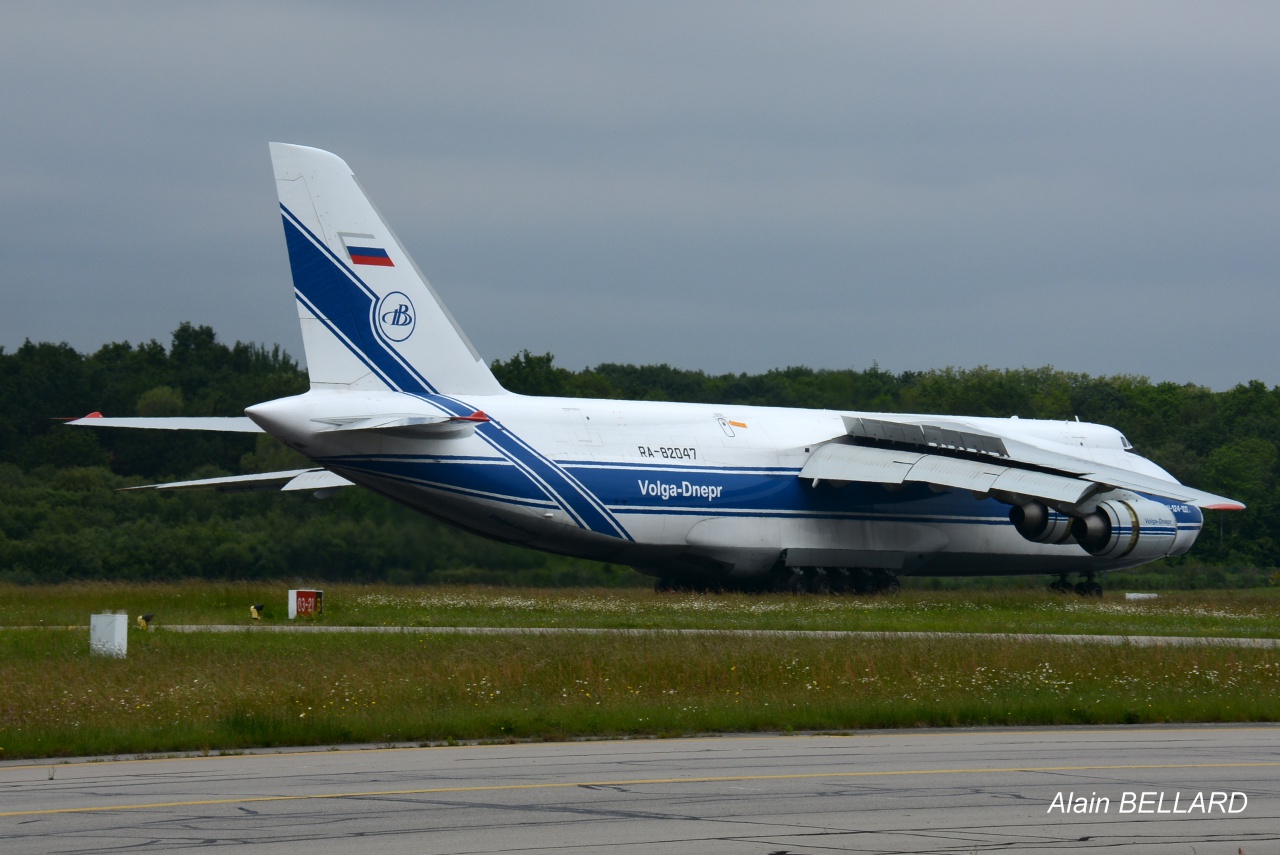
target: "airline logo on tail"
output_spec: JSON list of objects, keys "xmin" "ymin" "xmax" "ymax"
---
[{"xmin": 377, "ymin": 291, "xmax": 416, "ymax": 342}]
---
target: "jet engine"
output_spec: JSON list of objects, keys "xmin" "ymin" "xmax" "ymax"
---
[
  {"xmin": 1012, "ymin": 493, "xmax": 1195, "ymax": 561},
  {"xmin": 1009, "ymin": 501, "xmax": 1074, "ymax": 544},
  {"xmin": 1069, "ymin": 494, "xmax": 1179, "ymax": 561}
]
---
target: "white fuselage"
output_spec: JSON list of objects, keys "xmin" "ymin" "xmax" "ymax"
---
[{"xmin": 247, "ymin": 390, "xmax": 1203, "ymax": 583}]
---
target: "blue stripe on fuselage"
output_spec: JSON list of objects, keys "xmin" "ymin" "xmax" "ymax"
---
[
  {"xmin": 319, "ymin": 452, "xmax": 1016, "ymax": 526},
  {"xmin": 324, "ymin": 454, "xmax": 556, "ymax": 508},
  {"xmin": 280, "ymin": 205, "xmax": 631, "ymax": 540}
]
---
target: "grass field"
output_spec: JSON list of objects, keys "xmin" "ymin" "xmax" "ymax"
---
[
  {"xmin": 2, "ymin": 583, "xmax": 1278, "ymax": 760},
  {"xmin": 2, "ymin": 627, "xmax": 1277, "ymax": 760},
  {"xmin": 2, "ymin": 582, "xmax": 1278, "ymax": 637}
]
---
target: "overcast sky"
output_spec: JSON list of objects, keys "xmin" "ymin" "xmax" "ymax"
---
[{"xmin": 3, "ymin": 2, "xmax": 1277, "ymax": 390}]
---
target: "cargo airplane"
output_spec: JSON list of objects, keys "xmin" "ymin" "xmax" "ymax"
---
[{"xmin": 71, "ymin": 144, "xmax": 1244, "ymax": 594}]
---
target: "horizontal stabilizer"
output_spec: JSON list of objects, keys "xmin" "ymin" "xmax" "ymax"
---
[
  {"xmin": 121, "ymin": 468, "xmax": 354, "ymax": 494},
  {"xmin": 314, "ymin": 411, "xmax": 489, "ymax": 439},
  {"xmin": 67, "ymin": 415, "xmax": 262, "ymax": 432},
  {"xmin": 280, "ymin": 470, "xmax": 355, "ymax": 492}
]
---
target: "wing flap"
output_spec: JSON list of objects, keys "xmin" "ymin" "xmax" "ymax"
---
[
  {"xmin": 844, "ymin": 416, "xmax": 1009, "ymax": 457},
  {"xmin": 799, "ymin": 444, "xmax": 923, "ymax": 484},
  {"xmin": 988, "ymin": 467, "xmax": 1096, "ymax": 505},
  {"xmin": 995, "ymin": 436, "xmax": 1242, "ymax": 508},
  {"xmin": 824, "ymin": 414, "xmax": 1245, "ymax": 510},
  {"xmin": 1078, "ymin": 466, "xmax": 1240, "ymax": 509},
  {"xmin": 802, "ymin": 443, "xmax": 1097, "ymax": 504},
  {"xmin": 905, "ymin": 456, "xmax": 1007, "ymax": 493}
]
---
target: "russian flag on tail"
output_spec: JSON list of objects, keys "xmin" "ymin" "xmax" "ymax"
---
[
  {"xmin": 347, "ymin": 245, "xmax": 394, "ymax": 267},
  {"xmin": 339, "ymin": 232, "xmax": 395, "ymax": 267}
]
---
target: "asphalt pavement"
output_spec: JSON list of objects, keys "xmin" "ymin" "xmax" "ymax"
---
[{"xmin": 2, "ymin": 726, "xmax": 1276, "ymax": 854}]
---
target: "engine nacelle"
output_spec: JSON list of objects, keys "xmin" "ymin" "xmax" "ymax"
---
[
  {"xmin": 1010, "ymin": 501, "xmax": 1074, "ymax": 544},
  {"xmin": 1070, "ymin": 494, "xmax": 1179, "ymax": 561}
]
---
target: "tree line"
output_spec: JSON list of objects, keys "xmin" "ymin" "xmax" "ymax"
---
[{"xmin": 0, "ymin": 325, "xmax": 1275, "ymax": 584}]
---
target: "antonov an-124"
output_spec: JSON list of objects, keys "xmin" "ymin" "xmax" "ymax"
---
[{"xmin": 70, "ymin": 144, "xmax": 1244, "ymax": 594}]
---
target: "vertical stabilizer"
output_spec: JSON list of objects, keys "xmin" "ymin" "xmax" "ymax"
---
[{"xmin": 270, "ymin": 143, "xmax": 503, "ymax": 396}]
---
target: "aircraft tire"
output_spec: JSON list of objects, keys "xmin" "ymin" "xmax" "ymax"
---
[{"xmin": 1073, "ymin": 580, "xmax": 1103, "ymax": 597}]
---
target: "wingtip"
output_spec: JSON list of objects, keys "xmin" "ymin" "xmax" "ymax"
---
[{"xmin": 1204, "ymin": 501, "xmax": 1247, "ymax": 512}]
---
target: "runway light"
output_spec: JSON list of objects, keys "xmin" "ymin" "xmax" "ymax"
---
[
  {"xmin": 250, "ymin": 604, "xmax": 265, "ymax": 621},
  {"xmin": 136, "ymin": 613, "xmax": 155, "ymax": 630}
]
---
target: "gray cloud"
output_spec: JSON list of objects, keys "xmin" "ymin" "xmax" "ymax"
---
[{"xmin": 3, "ymin": 2, "xmax": 1277, "ymax": 390}]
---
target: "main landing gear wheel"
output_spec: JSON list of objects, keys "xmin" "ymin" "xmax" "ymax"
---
[
  {"xmin": 781, "ymin": 567, "xmax": 900, "ymax": 595},
  {"xmin": 1050, "ymin": 574, "xmax": 1102, "ymax": 596},
  {"xmin": 1074, "ymin": 580, "xmax": 1103, "ymax": 597}
]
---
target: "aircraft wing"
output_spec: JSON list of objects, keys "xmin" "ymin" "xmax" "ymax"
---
[
  {"xmin": 121, "ymin": 468, "xmax": 354, "ymax": 494},
  {"xmin": 801, "ymin": 415, "xmax": 1245, "ymax": 511}
]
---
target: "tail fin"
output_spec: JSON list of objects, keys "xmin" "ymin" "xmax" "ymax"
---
[{"xmin": 270, "ymin": 143, "xmax": 503, "ymax": 396}]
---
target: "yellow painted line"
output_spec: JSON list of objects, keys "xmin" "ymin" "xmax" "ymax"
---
[{"xmin": 2, "ymin": 761, "xmax": 1278, "ymax": 818}]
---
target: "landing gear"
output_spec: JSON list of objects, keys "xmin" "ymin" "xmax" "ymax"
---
[
  {"xmin": 782, "ymin": 567, "xmax": 900, "ymax": 594},
  {"xmin": 654, "ymin": 577, "xmax": 725, "ymax": 594},
  {"xmin": 654, "ymin": 566, "xmax": 902, "ymax": 595},
  {"xmin": 1075, "ymin": 578, "xmax": 1103, "ymax": 598},
  {"xmin": 1048, "ymin": 573, "xmax": 1102, "ymax": 597}
]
